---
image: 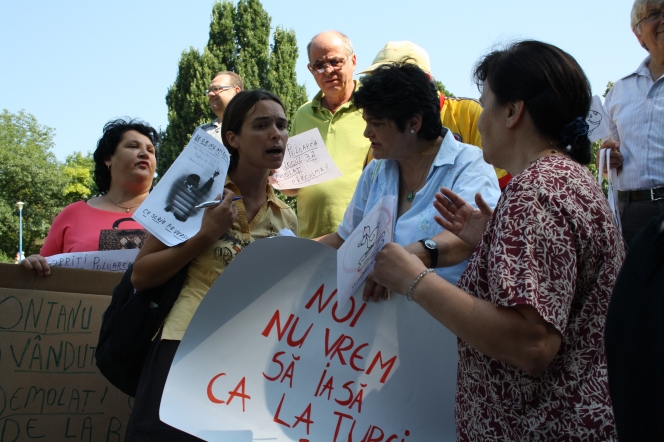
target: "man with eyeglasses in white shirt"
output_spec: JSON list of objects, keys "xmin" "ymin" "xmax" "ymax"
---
[
  {"xmin": 198, "ymin": 71, "xmax": 244, "ymax": 142},
  {"xmin": 282, "ymin": 30, "xmax": 371, "ymax": 239},
  {"xmin": 602, "ymin": 0, "xmax": 664, "ymax": 244}
]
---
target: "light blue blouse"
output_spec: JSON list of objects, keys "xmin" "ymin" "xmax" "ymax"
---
[{"xmin": 337, "ymin": 129, "xmax": 501, "ymax": 285}]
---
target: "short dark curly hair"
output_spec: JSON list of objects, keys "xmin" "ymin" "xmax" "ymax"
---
[
  {"xmin": 353, "ymin": 59, "xmax": 442, "ymax": 141},
  {"xmin": 92, "ymin": 118, "xmax": 160, "ymax": 193}
]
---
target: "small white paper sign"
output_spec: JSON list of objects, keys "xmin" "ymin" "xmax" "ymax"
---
[
  {"xmin": 269, "ymin": 128, "xmax": 342, "ymax": 189},
  {"xmin": 45, "ymin": 249, "xmax": 139, "ymax": 272},
  {"xmin": 599, "ymin": 148, "xmax": 622, "ymax": 232},
  {"xmin": 133, "ymin": 129, "xmax": 230, "ymax": 246},
  {"xmin": 160, "ymin": 237, "xmax": 457, "ymax": 441},
  {"xmin": 336, "ymin": 196, "xmax": 396, "ymax": 308},
  {"xmin": 586, "ymin": 95, "xmax": 611, "ymax": 143}
]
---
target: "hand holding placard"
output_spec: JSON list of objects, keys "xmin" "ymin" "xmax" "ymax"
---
[{"xmin": 336, "ymin": 196, "xmax": 396, "ymax": 308}]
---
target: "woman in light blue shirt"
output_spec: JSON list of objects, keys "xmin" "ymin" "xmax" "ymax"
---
[{"xmin": 318, "ymin": 60, "xmax": 500, "ymax": 299}]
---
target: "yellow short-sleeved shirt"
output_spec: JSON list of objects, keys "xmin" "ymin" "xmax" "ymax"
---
[
  {"xmin": 440, "ymin": 95, "xmax": 510, "ymax": 186},
  {"xmin": 161, "ymin": 178, "xmax": 298, "ymax": 341}
]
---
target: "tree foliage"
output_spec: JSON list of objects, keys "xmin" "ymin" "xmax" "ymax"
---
[
  {"xmin": 0, "ymin": 110, "xmax": 68, "ymax": 258},
  {"xmin": 0, "ymin": 110, "xmax": 98, "ymax": 261},
  {"xmin": 158, "ymin": 0, "xmax": 308, "ymax": 178},
  {"xmin": 159, "ymin": 48, "xmax": 217, "ymax": 177},
  {"xmin": 267, "ymin": 26, "xmax": 309, "ymax": 128},
  {"xmin": 435, "ymin": 80, "xmax": 455, "ymax": 98},
  {"xmin": 63, "ymin": 151, "xmax": 97, "ymax": 203}
]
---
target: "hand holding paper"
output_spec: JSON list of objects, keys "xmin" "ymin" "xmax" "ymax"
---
[
  {"xmin": 337, "ymin": 195, "xmax": 396, "ymax": 307},
  {"xmin": 198, "ymin": 191, "xmax": 238, "ymax": 243},
  {"xmin": 372, "ymin": 243, "xmax": 429, "ymax": 297},
  {"xmin": 599, "ymin": 139, "xmax": 623, "ymax": 170}
]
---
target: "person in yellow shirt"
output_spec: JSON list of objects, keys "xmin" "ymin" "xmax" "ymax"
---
[
  {"xmin": 126, "ymin": 90, "xmax": 297, "ymax": 440},
  {"xmin": 359, "ymin": 41, "xmax": 512, "ymax": 189}
]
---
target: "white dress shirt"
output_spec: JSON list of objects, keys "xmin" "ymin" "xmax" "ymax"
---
[{"xmin": 605, "ymin": 56, "xmax": 664, "ymax": 191}]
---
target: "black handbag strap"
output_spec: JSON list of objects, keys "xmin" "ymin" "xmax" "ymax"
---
[{"xmin": 112, "ymin": 218, "xmax": 136, "ymax": 229}]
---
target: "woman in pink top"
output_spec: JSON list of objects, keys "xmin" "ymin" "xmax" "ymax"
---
[{"xmin": 22, "ymin": 118, "xmax": 158, "ymax": 276}]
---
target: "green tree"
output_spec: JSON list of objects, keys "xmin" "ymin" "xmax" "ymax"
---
[
  {"xmin": 234, "ymin": 0, "xmax": 270, "ymax": 89},
  {"xmin": 159, "ymin": 0, "xmax": 308, "ymax": 178},
  {"xmin": 0, "ymin": 110, "xmax": 69, "ymax": 258},
  {"xmin": 158, "ymin": 48, "xmax": 217, "ymax": 177},
  {"xmin": 267, "ymin": 26, "xmax": 309, "ymax": 127},
  {"xmin": 435, "ymin": 80, "xmax": 455, "ymax": 98},
  {"xmin": 62, "ymin": 151, "xmax": 97, "ymax": 203}
]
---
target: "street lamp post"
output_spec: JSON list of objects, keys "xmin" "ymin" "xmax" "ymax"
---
[{"xmin": 16, "ymin": 202, "xmax": 25, "ymax": 262}]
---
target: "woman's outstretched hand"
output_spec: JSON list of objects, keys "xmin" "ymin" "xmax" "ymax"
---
[{"xmin": 433, "ymin": 188, "xmax": 493, "ymax": 248}]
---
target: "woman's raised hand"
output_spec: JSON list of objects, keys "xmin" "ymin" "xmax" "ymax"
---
[
  {"xmin": 198, "ymin": 191, "xmax": 238, "ymax": 243},
  {"xmin": 433, "ymin": 188, "xmax": 493, "ymax": 248}
]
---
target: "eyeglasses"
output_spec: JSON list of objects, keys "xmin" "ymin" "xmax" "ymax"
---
[
  {"xmin": 206, "ymin": 85, "xmax": 234, "ymax": 95},
  {"xmin": 308, "ymin": 57, "xmax": 349, "ymax": 74},
  {"xmin": 636, "ymin": 8, "xmax": 664, "ymax": 28}
]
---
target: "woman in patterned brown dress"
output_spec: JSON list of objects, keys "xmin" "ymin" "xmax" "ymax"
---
[{"xmin": 371, "ymin": 40, "xmax": 625, "ymax": 441}]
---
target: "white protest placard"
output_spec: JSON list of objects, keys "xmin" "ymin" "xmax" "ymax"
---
[
  {"xmin": 133, "ymin": 129, "xmax": 230, "ymax": 246},
  {"xmin": 337, "ymin": 196, "xmax": 396, "ymax": 307},
  {"xmin": 269, "ymin": 128, "xmax": 342, "ymax": 190},
  {"xmin": 160, "ymin": 237, "xmax": 457, "ymax": 442},
  {"xmin": 586, "ymin": 95, "xmax": 612, "ymax": 143},
  {"xmin": 45, "ymin": 249, "xmax": 139, "ymax": 272}
]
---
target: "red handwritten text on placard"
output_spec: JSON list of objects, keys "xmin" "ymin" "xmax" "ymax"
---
[
  {"xmin": 206, "ymin": 374, "xmax": 251, "ymax": 412},
  {"xmin": 261, "ymin": 310, "xmax": 314, "ymax": 348},
  {"xmin": 304, "ymin": 284, "xmax": 367, "ymax": 328},
  {"xmin": 333, "ymin": 411, "xmax": 412, "ymax": 442},
  {"xmin": 263, "ymin": 351, "xmax": 300, "ymax": 388}
]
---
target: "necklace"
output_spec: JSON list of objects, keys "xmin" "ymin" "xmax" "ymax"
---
[
  {"xmin": 106, "ymin": 194, "xmax": 143, "ymax": 213},
  {"xmin": 400, "ymin": 146, "xmax": 437, "ymax": 203}
]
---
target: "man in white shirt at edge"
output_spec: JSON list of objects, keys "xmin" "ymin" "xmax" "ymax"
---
[{"xmin": 602, "ymin": 0, "xmax": 664, "ymax": 244}]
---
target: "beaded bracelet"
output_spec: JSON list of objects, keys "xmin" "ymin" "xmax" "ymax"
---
[{"xmin": 406, "ymin": 268, "xmax": 435, "ymax": 302}]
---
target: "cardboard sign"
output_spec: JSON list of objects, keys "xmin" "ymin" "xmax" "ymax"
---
[
  {"xmin": 0, "ymin": 264, "xmax": 131, "ymax": 442},
  {"xmin": 269, "ymin": 128, "xmax": 342, "ymax": 190},
  {"xmin": 45, "ymin": 250, "xmax": 139, "ymax": 272},
  {"xmin": 160, "ymin": 237, "xmax": 458, "ymax": 441},
  {"xmin": 133, "ymin": 128, "xmax": 231, "ymax": 246},
  {"xmin": 337, "ymin": 195, "xmax": 396, "ymax": 307}
]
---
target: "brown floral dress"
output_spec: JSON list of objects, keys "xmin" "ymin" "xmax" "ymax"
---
[{"xmin": 456, "ymin": 155, "xmax": 625, "ymax": 441}]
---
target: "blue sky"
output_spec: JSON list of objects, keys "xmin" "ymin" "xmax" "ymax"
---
[{"xmin": 1, "ymin": 0, "xmax": 642, "ymax": 161}]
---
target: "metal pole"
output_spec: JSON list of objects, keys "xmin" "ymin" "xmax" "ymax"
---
[{"xmin": 16, "ymin": 202, "xmax": 25, "ymax": 262}]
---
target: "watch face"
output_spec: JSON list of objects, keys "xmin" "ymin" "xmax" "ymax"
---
[{"xmin": 424, "ymin": 238, "xmax": 436, "ymax": 249}]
